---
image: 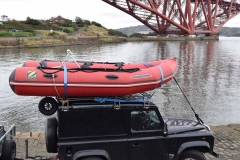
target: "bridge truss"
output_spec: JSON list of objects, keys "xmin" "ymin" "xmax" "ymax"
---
[{"xmin": 102, "ymin": 0, "xmax": 240, "ymax": 35}]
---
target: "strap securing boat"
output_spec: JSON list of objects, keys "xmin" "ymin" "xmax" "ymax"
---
[
  {"xmin": 157, "ymin": 65, "xmax": 164, "ymax": 87},
  {"xmin": 143, "ymin": 62, "xmax": 152, "ymax": 67},
  {"xmin": 63, "ymin": 63, "xmax": 68, "ymax": 98},
  {"xmin": 94, "ymin": 92, "xmax": 155, "ymax": 104},
  {"xmin": 144, "ymin": 63, "xmax": 164, "ymax": 87}
]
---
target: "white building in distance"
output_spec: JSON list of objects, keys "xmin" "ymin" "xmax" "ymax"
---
[{"xmin": 1, "ymin": 15, "xmax": 9, "ymax": 22}]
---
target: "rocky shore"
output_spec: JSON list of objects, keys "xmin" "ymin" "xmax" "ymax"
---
[
  {"xmin": 14, "ymin": 124, "xmax": 240, "ymax": 160},
  {"xmin": 0, "ymin": 36, "xmax": 127, "ymax": 49},
  {"xmin": 0, "ymin": 35, "xmax": 219, "ymax": 49}
]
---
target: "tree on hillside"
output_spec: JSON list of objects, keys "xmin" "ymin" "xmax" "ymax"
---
[
  {"xmin": 84, "ymin": 20, "xmax": 91, "ymax": 26},
  {"xmin": 91, "ymin": 21, "xmax": 102, "ymax": 27},
  {"xmin": 51, "ymin": 24, "xmax": 60, "ymax": 29},
  {"xmin": 72, "ymin": 23, "xmax": 79, "ymax": 31},
  {"xmin": 75, "ymin": 16, "xmax": 84, "ymax": 27},
  {"xmin": 130, "ymin": 33, "xmax": 143, "ymax": 38},
  {"xmin": 108, "ymin": 29, "xmax": 127, "ymax": 37},
  {"xmin": 63, "ymin": 28, "xmax": 71, "ymax": 34},
  {"xmin": 25, "ymin": 17, "xmax": 41, "ymax": 25}
]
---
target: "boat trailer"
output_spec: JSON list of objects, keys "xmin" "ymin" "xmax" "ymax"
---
[{"xmin": 0, "ymin": 121, "xmax": 16, "ymax": 160}]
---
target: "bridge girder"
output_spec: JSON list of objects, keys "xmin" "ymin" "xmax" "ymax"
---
[{"xmin": 102, "ymin": 0, "xmax": 240, "ymax": 34}]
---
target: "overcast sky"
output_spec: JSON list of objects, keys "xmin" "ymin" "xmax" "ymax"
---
[{"xmin": 1, "ymin": 0, "xmax": 240, "ymax": 29}]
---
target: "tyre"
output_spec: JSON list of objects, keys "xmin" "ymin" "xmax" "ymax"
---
[
  {"xmin": 45, "ymin": 117, "xmax": 58, "ymax": 153},
  {"xmin": 1, "ymin": 140, "xmax": 16, "ymax": 160},
  {"xmin": 180, "ymin": 149, "xmax": 206, "ymax": 160},
  {"xmin": 38, "ymin": 97, "xmax": 58, "ymax": 116},
  {"xmin": 80, "ymin": 157, "xmax": 104, "ymax": 160}
]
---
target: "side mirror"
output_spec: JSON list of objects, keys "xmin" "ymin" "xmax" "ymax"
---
[{"xmin": 163, "ymin": 122, "xmax": 168, "ymax": 136}]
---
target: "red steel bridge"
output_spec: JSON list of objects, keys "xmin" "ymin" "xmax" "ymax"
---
[{"xmin": 102, "ymin": 0, "xmax": 240, "ymax": 35}]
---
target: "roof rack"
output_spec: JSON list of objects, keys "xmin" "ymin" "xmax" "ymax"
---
[
  {"xmin": 56, "ymin": 92, "xmax": 153, "ymax": 103},
  {"xmin": 56, "ymin": 92, "xmax": 154, "ymax": 111}
]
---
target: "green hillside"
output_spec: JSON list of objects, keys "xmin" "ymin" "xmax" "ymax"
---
[
  {"xmin": 116, "ymin": 25, "xmax": 149, "ymax": 36},
  {"xmin": 219, "ymin": 27, "xmax": 240, "ymax": 36},
  {"xmin": 116, "ymin": 25, "xmax": 240, "ymax": 37}
]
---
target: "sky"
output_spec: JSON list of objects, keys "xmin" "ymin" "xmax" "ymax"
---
[{"xmin": 1, "ymin": 0, "xmax": 240, "ymax": 29}]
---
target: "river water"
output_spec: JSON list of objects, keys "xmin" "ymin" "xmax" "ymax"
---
[{"xmin": 0, "ymin": 37, "xmax": 240, "ymax": 132}]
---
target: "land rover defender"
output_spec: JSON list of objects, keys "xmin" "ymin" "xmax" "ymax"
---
[{"xmin": 45, "ymin": 99, "xmax": 218, "ymax": 160}]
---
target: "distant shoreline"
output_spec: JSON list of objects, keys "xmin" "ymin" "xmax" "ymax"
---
[{"xmin": 0, "ymin": 35, "xmax": 219, "ymax": 49}]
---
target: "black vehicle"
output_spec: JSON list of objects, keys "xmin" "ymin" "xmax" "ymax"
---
[{"xmin": 45, "ymin": 98, "xmax": 219, "ymax": 160}]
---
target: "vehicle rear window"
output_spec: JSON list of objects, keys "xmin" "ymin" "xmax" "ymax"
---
[{"xmin": 58, "ymin": 109, "xmax": 128, "ymax": 138}]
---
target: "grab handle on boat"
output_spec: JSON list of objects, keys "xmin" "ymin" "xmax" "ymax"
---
[
  {"xmin": 106, "ymin": 74, "xmax": 119, "ymax": 80},
  {"xmin": 43, "ymin": 73, "xmax": 58, "ymax": 79}
]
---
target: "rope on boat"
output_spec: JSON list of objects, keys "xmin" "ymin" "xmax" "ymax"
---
[
  {"xmin": 52, "ymin": 74, "xmax": 68, "ymax": 106},
  {"xmin": 65, "ymin": 49, "xmax": 81, "ymax": 68},
  {"xmin": 38, "ymin": 65, "xmax": 140, "ymax": 74},
  {"xmin": 39, "ymin": 49, "xmax": 125, "ymax": 68},
  {"xmin": 173, "ymin": 77, "xmax": 204, "ymax": 124},
  {"xmin": 40, "ymin": 59, "xmax": 125, "ymax": 68},
  {"xmin": 37, "ymin": 49, "xmax": 138, "ymax": 73}
]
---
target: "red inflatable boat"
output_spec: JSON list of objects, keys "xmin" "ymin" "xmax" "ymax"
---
[{"xmin": 9, "ymin": 58, "xmax": 178, "ymax": 97}]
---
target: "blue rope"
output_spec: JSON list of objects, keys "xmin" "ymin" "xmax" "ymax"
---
[{"xmin": 63, "ymin": 63, "xmax": 68, "ymax": 98}]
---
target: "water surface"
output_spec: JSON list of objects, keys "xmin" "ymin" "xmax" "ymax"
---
[{"xmin": 0, "ymin": 37, "xmax": 240, "ymax": 132}]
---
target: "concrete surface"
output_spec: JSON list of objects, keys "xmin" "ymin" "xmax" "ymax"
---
[{"xmin": 14, "ymin": 124, "xmax": 240, "ymax": 160}]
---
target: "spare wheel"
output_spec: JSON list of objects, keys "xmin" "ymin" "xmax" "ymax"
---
[
  {"xmin": 38, "ymin": 97, "xmax": 58, "ymax": 116},
  {"xmin": 45, "ymin": 117, "xmax": 58, "ymax": 153}
]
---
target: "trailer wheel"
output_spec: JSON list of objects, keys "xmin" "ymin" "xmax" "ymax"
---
[
  {"xmin": 1, "ymin": 140, "xmax": 16, "ymax": 160},
  {"xmin": 38, "ymin": 97, "xmax": 58, "ymax": 116},
  {"xmin": 45, "ymin": 117, "xmax": 58, "ymax": 153},
  {"xmin": 180, "ymin": 149, "xmax": 206, "ymax": 160}
]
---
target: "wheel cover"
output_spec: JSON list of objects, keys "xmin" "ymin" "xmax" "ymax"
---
[{"xmin": 44, "ymin": 103, "xmax": 53, "ymax": 110}]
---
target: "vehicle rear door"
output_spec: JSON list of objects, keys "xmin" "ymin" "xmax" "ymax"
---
[{"xmin": 58, "ymin": 106, "xmax": 129, "ymax": 160}]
